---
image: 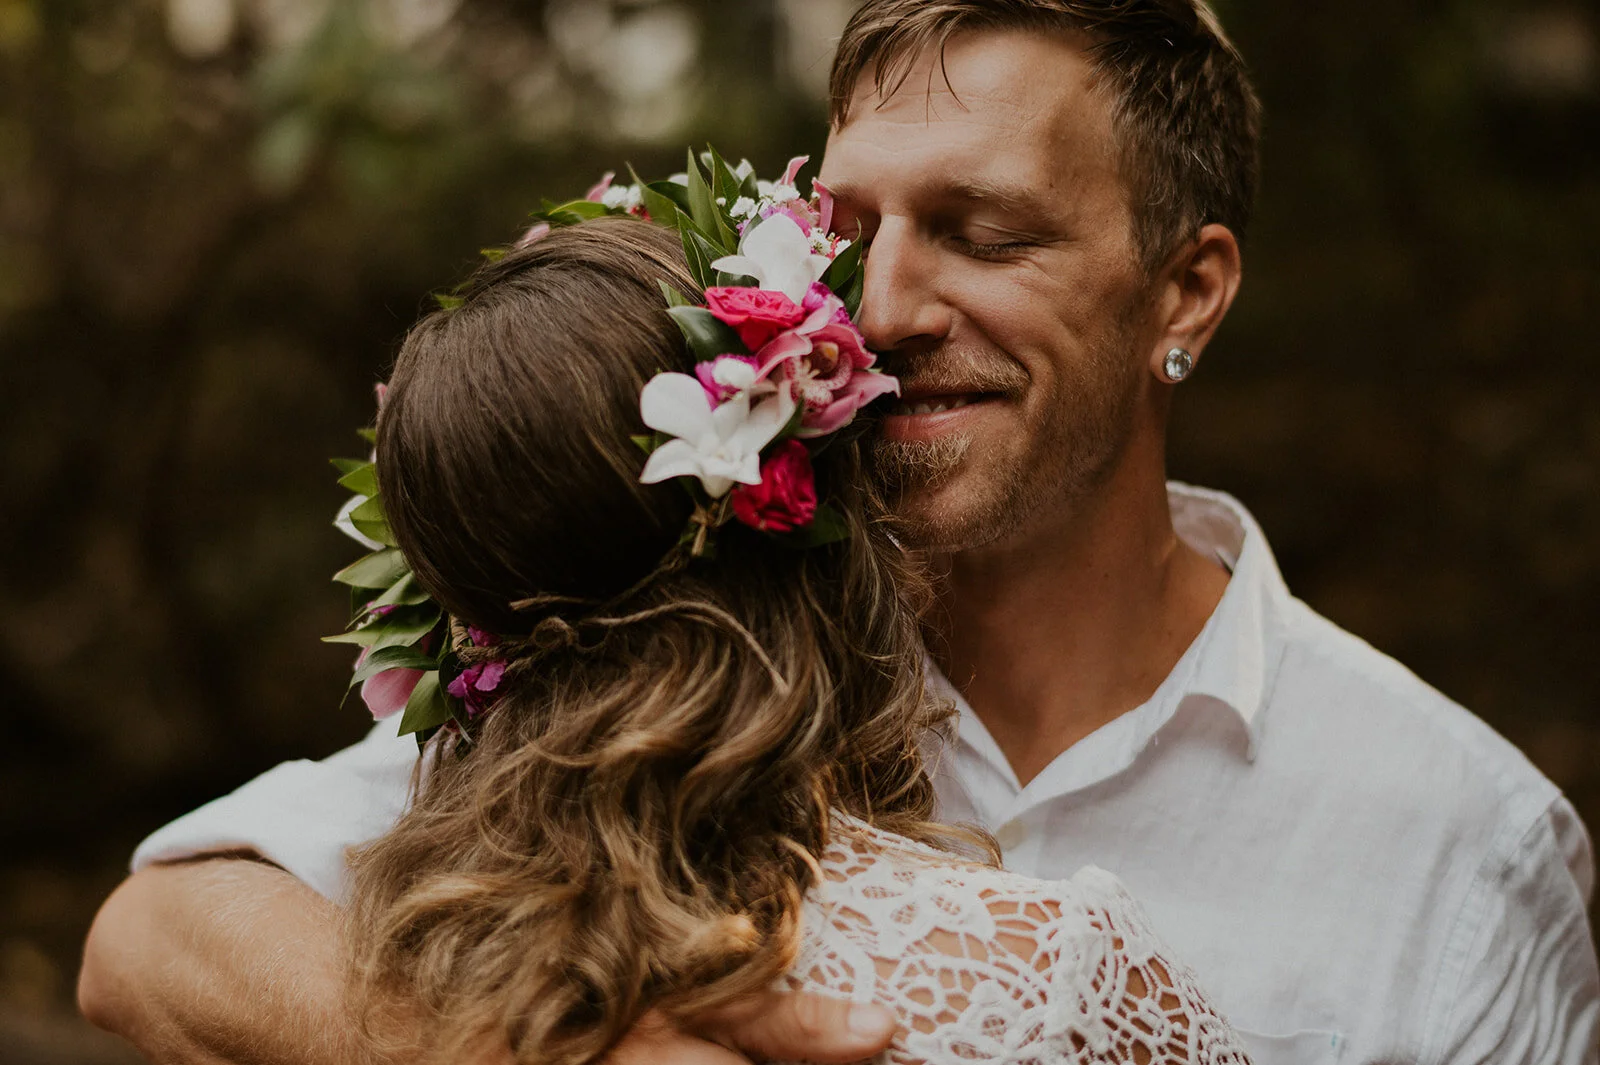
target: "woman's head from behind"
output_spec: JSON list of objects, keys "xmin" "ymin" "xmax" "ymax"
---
[
  {"xmin": 355, "ymin": 216, "xmax": 963, "ymax": 1063},
  {"xmin": 378, "ymin": 217, "xmax": 697, "ymax": 635}
]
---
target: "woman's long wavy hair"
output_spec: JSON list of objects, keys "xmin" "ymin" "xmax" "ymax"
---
[{"xmin": 345, "ymin": 217, "xmax": 979, "ymax": 1064}]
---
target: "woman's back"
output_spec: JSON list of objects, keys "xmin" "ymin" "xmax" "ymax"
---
[{"xmin": 789, "ymin": 819, "xmax": 1248, "ymax": 1064}]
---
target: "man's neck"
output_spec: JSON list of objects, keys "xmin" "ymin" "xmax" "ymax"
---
[{"xmin": 932, "ymin": 457, "xmax": 1230, "ymax": 787}]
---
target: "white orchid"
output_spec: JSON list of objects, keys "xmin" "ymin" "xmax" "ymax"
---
[
  {"xmin": 638, "ymin": 370, "xmax": 795, "ymax": 498},
  {"xmin": 711, "ymin": 213, "xmax": 832, "ymax": 304}
]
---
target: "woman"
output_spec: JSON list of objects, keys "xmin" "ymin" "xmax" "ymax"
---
[{"xmin": 343, "ymin": 211, "xmax": 1249, "ymax": 1064}]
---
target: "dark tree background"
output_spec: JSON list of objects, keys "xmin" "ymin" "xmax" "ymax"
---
[{"xmin": 0, "ymin": 0, "xmax": 1595, "ymax": 1060}]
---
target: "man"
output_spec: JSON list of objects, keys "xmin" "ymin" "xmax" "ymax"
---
[{"xmin": 80, "ymin": 2, "xmax": 1600, "ymax": 1063}]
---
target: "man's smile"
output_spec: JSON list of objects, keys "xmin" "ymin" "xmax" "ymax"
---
[{"xmin": 882, "ymin": 389, "xmax": 1004, "ymax": 440}]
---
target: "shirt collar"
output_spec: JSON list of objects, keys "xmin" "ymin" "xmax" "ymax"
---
[
  {"xmin": 1167, "ymin": 481, "xmax": 1291, "ymax": 755},
  {"xmin": 929, "ymin": 483, "xmax": 1292, "ymax": 804}
]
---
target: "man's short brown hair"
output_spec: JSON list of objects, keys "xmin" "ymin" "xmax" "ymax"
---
[{"xmin": 829, "ymin": 0, "xmax": 1262, "ymax": 271}]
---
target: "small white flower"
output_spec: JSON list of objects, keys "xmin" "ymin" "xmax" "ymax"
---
[
  {"xmin": 769, "ymin": 183, "xmax": 801, "ymax": 204},
  {"xmin": 729, "ymin": 196, "xmax": 757, "ymax": 219},
  {"xmin": 733, "ymin": 158, "xmax": 755, "ymax": 180},
  {"xmin": 710, "ymin": 213, "xmax": 832, "ymax": 304},
  {"xmin": 638, "ymin": 373, "xmax": 795, "ymax": 498},
  {"xmin": 715, "ymin": 196, "xmax": 726, "ymax": 206},
  {"xmin": 601, "ymin": 184, "xmax": 643, "ymax": 211},
  {"xmin": 668, "ymin": 172, "xmax": 689, "ymax": 186},
  {"xmin": 756, "ymin": 179, "xmax": 774, "ymax": 198}
]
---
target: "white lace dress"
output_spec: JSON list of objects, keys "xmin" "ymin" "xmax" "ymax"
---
[{"xmin": 779, "ymin": 819, "xmax": 1252, "ymax": 1064}]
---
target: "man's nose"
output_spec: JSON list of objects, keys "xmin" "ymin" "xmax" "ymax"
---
[{"xmin": 856, "ymin": 219, "xmax": 951, "ymax": 353}]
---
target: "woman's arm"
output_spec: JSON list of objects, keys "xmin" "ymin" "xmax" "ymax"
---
[{"xmin": 79, "ymin": 858, "xmax": 897, "ymax": 1065}]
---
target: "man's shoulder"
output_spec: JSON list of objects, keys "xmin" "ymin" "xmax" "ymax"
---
[{"xmin": 1267, "ymin": 595, "xmax": 1562, "ymax": 845}]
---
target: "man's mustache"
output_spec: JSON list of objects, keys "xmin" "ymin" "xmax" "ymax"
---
[{"xmin": 874, "ymin": 346, "xmax": 1030, "ymax": 396}]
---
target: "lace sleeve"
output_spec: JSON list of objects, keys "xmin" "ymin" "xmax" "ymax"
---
[{"xmin": 781, "ymin": 824, "xmax": 1251, "ymax": 1064}]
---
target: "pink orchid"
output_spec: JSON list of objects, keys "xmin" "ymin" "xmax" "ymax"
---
[
  {"xmin": 585, "ymin": 171, "xmax": 616, "ymax": 202},
  {"xmin": 355, "ymin": 645, "xmax": 423, "ymax": 721},
  {"xmin": 750, "ymin": 283, "xmax": 900, "ymax": 434},
  {"xmin": 779, "ymin": 156, "xmax": 808, "ymax": 186},
  {"xmin": 811, "ymin": 178, "xmax": 835, "ymax": 235},
  {"xmin": 516, "ymin": 221, "xmax": 551, "ymax": 248}
]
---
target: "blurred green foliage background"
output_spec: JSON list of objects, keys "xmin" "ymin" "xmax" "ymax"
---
[{"xmin": 0, "ymin": 0, "xmax": 1596, "ymax": 1059}]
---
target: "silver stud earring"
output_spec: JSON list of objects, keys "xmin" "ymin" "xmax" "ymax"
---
[{"xmin": 1161, "ymin": 347, "xmax": 1194, "ymax": 383}]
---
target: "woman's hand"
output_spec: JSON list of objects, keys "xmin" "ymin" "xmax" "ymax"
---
[{"xmin": 607, "ymin": 994, "xmax": 898, "ymax": 1064}]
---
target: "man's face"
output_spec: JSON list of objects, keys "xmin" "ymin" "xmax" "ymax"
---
[{"xmin": 820, "ymin": 30, "xmax": 1161, "ymax": 552}]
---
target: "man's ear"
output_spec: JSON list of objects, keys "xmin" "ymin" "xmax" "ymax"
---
[{"xmin": 1147, "ymin": 224, "xmax": 1242, "ymax": 379}]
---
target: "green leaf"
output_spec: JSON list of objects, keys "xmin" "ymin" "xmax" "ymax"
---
[
  {"xmin": 323, "ymin": 605, "xmax": 440, "ymax": 649},
  {"xmin": 684, "ymin": 149, "xmax": 736, "ymax": 252},
  {"xmin": 330, "ymin": 457, "xmax": 368, "ymax": 476},
  {"xmin": 637, "ymin": 184, "xmax": 683, "ymax": 229},
  {"xmin": 397, "ymin": 670, "xmax": 453, "ymax": 737},
  {"xmin": 348, "ymin": 494, "xmax": 397, "ymax": 547},
  {"xmin": 739, "ymin": 168, "xmax": 759, "ymax": 201},
  {"xmin": 434, "ymin": 292, "xmax": 464, "ymax": 312},
  {"xmin": 820, "ymin": 237, "xmax": 864, "ymax": 296},
  {"xmin": 333, "ymin": 547, "xmax": 409, "ymax": 589},
  {"xmin": 369, "ymin": 571, "xmax": 431, "ymax": 609},
  {"xmin": 356, "ymin": 428, "xmax": 377, "ymax": 445},
  {"xmin": 837, "ymin": 267, "xmax": 863, "ymax": 320},
  {"xmin": 791, "ymin": 503, "xmax": 851, "ymax": 548},
  {"xmin": 348, "ymin": 645, "xmax": 439, "ymax": 689},
  {"xmin": 685, "ymin": 229, "xmax": 733, "ymax": 291},
  {"xmin": 706, "ymin": 145, "xmax": 743, "ymax": 209},
  {"xmin": 544, "ymin": 198, "xmax": 609, "ymax": 220},
  {"xmin": 657, "ymin": 280, "xmax": 692, "ymax": 308},
  {"xmin": 680, "ymin": 226, "xmax": 715, "ymax": 290},
  {"xmin": 336, "ymin": 464, "xmax": 379, "ymax": 497},
  {"xmin": 645, "ymin": 178, "xmax": 692, "ymax": 214},
  {"xmin": 480, "ymin": 247, "xmax": 507, "ymax": 262},
  {"xmin": 667, "ymin": 306, "xmax": 749, "ymax": 359}
]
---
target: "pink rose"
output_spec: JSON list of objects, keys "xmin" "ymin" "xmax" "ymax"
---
[
  {"xmin": 361, "ymin": 666, "xmax": 422, "ymax": 721},
  {"xmin": 705, "ymin": 286, "xmax": 805, "ymax": 352},
  {"xmin": 731, "ymin": 440, "xmax": 817, "ymax": 533}
]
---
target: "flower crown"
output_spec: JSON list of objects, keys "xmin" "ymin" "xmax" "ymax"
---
[{"xmin": 328, "ymin": 150, "xmax": 894, "ymax": 745}]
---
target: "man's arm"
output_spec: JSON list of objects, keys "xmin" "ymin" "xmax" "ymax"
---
[
  {"xmin": 79, "ymin": 857, "xmax": 368, "ymax": 1065},
  {"xmin": 1430, "ymin": 795, "xmax": 1600, "ymax": 1065},
  {"xmin": 80, "ymin": 857, "xmax": 897, "ymax": 1065}
]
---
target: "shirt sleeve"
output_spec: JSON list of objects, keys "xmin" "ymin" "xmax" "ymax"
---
[
  {"xmin": 1432, "ymin": 794, "xmax": 1600, "ymax": 1065},
  {"xmin": 130, "ymin": 713, "xmax": 420, "ymax": 903}
]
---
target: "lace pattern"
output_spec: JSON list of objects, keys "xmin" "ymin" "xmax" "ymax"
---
[{"xmin": 777, "ymin": 819, "xmax": 1251, "ymax": 1064}]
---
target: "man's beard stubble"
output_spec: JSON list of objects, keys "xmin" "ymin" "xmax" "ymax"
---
[{"xmin": 868, "ymin": 323, "xmax": 1144, "ymax": 554}]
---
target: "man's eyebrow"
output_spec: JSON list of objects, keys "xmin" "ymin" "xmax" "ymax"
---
[
  {"xmin": 938, "ymin": 178, "xmax": 1062, "ymax": 220},
  {"xmin": 825, "ymin": 177, "xmax": 1064, "ymax": 224}
]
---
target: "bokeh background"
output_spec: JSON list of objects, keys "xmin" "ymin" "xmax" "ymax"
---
[{"xmin": 1, "ymin": 0, "xmax": 1596, "ymax": 1060}]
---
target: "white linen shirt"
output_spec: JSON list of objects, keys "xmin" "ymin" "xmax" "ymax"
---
[{"xmin": 134, "ymin": 483, "xmax": 1600, "ymax": 1065}]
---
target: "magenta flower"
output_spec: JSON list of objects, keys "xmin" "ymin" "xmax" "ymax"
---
[
  {"xmin": 731, "ymin": 440, "xmax": 817, "ymax": 533},
  {"xmin": 447, "ymin": 659, "xmax": 507, "ymax": 718}
]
